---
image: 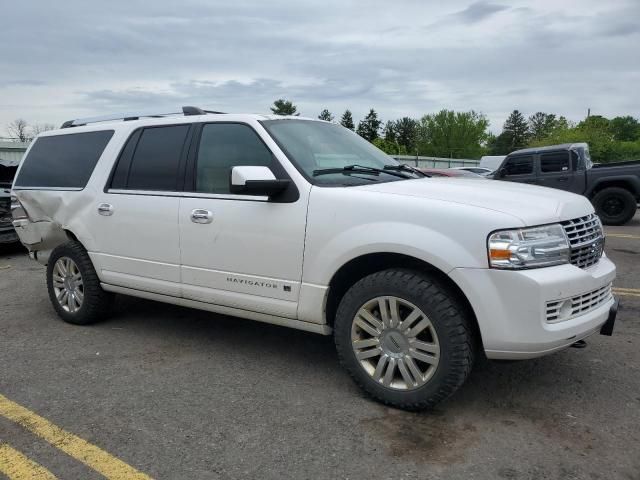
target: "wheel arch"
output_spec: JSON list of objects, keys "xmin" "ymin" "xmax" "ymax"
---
[
  {"xmin": 325, "ymin": 252, "xmax": 483, "ymax": 349},
  {"xmin": 587, "ymin": 176, "xmax": 640, "ymax": 199}
]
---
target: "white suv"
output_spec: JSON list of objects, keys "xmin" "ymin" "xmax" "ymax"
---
[{"xmin": 11, "ymin": 106, "xmax": 618, "ymax": 410}]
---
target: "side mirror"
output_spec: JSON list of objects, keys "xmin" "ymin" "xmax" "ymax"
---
[
  {"xmin": 496, "ymin": 167, "xmax": 507, "ymax": 178},
  {"xmin": 230, "ymin": 166, "xmax": 290, "ymax": 197}
]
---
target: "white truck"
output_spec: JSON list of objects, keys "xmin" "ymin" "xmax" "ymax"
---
[{"xmin": 11, "ymin": 107, "xmax": 618, "ymax": 410}]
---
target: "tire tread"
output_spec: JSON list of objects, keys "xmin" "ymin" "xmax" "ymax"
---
[
  {"xmin": 334, "ymin": 268, "xmax": 474, "ymax": 410},
  {"xmin": 46, "ymin": 241, "xmax": 113, "ymax": 325}
]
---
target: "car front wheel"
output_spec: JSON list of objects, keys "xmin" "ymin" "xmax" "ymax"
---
[{"xmin": 334, "ymin": 269, "xmax": 475, "ymax": 410}]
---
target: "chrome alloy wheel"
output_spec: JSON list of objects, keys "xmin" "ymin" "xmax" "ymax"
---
[
  {"xmin": 351, "ymin": 296, "xmax": 440, "ymax": 390},
  {"xmin": 52, "ymin": 257, "xmax": 84, "ymax": 313}
]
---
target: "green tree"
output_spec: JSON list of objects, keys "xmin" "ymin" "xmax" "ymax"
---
[
  {"xmin": 529, "ymin": 115, "xmax": 613, "ymax": 162},
  {"xmin": 394, "ymin": 117, "xmax": 418, "ymax": 153},
  {"xmin": 609, "ymin": 116, "xmax": 640, "ymax": 141},
  {"xmin": 487, "ymin": 132, "xmax": 513, "ymax": 155},
  {"xmin": 529, "ymin": 113, "xmax": 640, "ymax": 163},
  {"xmin": 372, "ymin": 137, "xmax": 407, "ymax": 155},
  {"xmin": 611, "ymin": 140, "xmax": 640, "ymax": 161},
  {"xmin": 356, "ymin": 109, "xmax": 382, "ymax": 142},
  {"xmin": 528, "ymin": 112, "xmax": 557, "ymax": 141},
  {"xmin": 383, "ymin": 121, "xmax": 396, "ymax": 142},
  {"xmin": 416, "ymin": 110, "xmax": 489, "ymax": 158},
  {"xmin": 555, "ymin": 116, "xmax": 571, "ymax": 130},
  {"xmin": 380, "ymin": 120, "xmax": 414, "ymax": 155},
  {"xmin": 577, "ymin": 115, "xmax": 610, "ymax": 132},
  {"xmin": 529, "ymin": 125, "xmax": 612, "ymax": 162},
  {"xmin": 340, "ymin": 110, "xmax": 355, "ymax": 130},
  {"xmin": 318, "ymin": 109, "xmax": 334, "ymax": 122},
  {"xmin": 270, "ymin": 99, "xmax": 299, "ymax": 116},
  {"xmin": 502, "ymin": 110, "xmax": 530, "ymax": 150}
]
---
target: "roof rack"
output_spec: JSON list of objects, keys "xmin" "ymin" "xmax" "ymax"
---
[{"xmin": 60, "ymin": 106, "xmax": 225, "ymax": 128}]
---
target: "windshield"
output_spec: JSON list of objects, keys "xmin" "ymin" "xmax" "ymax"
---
[{"xmin": 261, "ymin": 119, "xmax": 405, "ymax": 186}]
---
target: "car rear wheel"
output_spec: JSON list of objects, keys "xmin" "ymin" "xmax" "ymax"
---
[
  {"xmin": 334, "ymin": 269, "xmax": 475, "ymax": 410},
  {"xmin": 47, "ymin": 241, "xmax": 113, "ymax": 325},
  {"xmin": 592, "ymin": 187, "xmax": 637, "ymax": 226}
]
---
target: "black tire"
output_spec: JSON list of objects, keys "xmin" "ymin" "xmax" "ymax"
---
[
  {"xmin": 334, "ymin": 269, "xmax": 475, "ymax": 411},
  {"xmin": 46, "ymin": 241, "xmax": 113, "ymax": 325},
  {"xmin": 592, "ymin": 187, "xmax": 637, "ymax": 226}
]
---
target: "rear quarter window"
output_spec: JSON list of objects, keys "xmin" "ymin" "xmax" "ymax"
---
[
  {"xmin": 540, "ymin": 152, "xmax": 570, "ymax": 173},
  {"xmin": 14, "ymin": 130, "xmax": 114, "ymax": 189}
]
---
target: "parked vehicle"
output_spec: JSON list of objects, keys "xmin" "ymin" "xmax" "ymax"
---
[
  {"xmin": 450, "ymin": 166, "xmax": 493, "ymax": 176},
  {"xmin": 0, "ymin": 158, "xmax": 19, "ymax": 244},
  {"xmin": 12, "ymin": 107, "xmax": 618, "ymax": 410},
  {"xmin": 493, "ymin": 143, "xmax": 640, "ymax": 225},
  {"xmin": 419, "ymin": 168, "xmax": 484, "ymax": 178}
]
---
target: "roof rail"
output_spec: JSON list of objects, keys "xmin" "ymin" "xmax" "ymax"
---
[{"xmin": 60, "ymin": 106, "xmax": 225, "ymax": 128}]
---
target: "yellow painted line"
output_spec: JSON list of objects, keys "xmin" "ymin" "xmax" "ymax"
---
[
  {"xmin": 606, "ymin": 233, "xmax": 640, "ymax": 239},
  {"xmin": 613, "ymin": 288, "xmax": 640, "ymax": 298},
  {"xmin": 614, "ymin": 292, "xmax": 640, "ymax": 298},
  {"xmin": 0, "ymin": 443, "xmax": 57, "ymax": 480},
  {"xmin": 613, "ymin": 287, "xmax": 640, "ymax": 293},
  {"xmin": 0, "ymin": 394, "xmax": 151, "ymax": 480}
]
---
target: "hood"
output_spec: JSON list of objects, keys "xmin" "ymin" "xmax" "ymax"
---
[{"xmin": 356, "ymin": 178, "xmax": 594, "ymax": 226}]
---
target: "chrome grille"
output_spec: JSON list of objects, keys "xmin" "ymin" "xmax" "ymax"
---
[
  {"xmin": 561, "ymin": 213, "xmax": 604, "ymax": 268},
  {"xmin": 546, "ymin": 283, "xmax": 612, "ymax": 323}
]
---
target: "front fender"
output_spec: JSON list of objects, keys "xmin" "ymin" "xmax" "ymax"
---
[{"xmin": 302, "ymin": 221, "xmax": 484, "ymax": 286}]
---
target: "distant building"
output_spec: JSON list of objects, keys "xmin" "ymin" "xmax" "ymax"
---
[{"xmin": 0, "ymin": 141, "xmax": 29, "ymax": 167}]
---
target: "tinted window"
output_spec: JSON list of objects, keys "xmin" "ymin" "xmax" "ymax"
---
[
  {"xmin": 121, "ymin": 125, "xmax": 190, "ymax": 191},
  {"xmin": 14, "ymin": 131, "xmax": 113, "ymax": 189},
  {"xmin": 110, "ymin": 130, "xmax": 139, "ymax": 190},
  {"xmin": 195, "ymin": 123, "xmax": 272, "ymax": 194},
  {"xmin": 541, "ymin": 152, "xmax": 570, "ymax": 173},
  {"xmin": 504, "ymin": 156, "xmax": 533, "ymax": 176}
]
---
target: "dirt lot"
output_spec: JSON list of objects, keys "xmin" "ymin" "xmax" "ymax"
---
[{"xmin": 1, "ymin": 214, "xmax": 639, "ymax": 480}]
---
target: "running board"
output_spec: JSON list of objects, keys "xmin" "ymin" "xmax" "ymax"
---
[{"xmin": 101, "ymin": 283, "xmax": 332, "ymax": 335}]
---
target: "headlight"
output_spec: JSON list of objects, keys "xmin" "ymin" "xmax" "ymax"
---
[{"xmin": 488, "ymin": 224, "xmax": 570, "ymax": 269}]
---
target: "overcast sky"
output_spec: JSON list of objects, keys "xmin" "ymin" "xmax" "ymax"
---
[{"xmin": 0, "ymin": 0, "xmax": 638, "ymax": 135}]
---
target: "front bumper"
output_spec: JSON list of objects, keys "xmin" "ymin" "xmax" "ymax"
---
[{"xmin": 450, "ymin": 256, "xmax": 617, "ymax": 360}]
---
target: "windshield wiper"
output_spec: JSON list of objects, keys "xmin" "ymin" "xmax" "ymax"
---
[
  {"xmin": 313, "ymin": 164, "xmax": 412, "ymax": 179},
  {"xmin": 383, "ymin": 164, "xmax": 428, "ymax": 177}
]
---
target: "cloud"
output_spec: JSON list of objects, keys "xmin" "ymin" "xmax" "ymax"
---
[
  {"xmin": 0, "ymin": 0, "xmax": 638, "ymax": 134},
  {"xmin": 450, "ymin": 2, "xmax": 509, "ymax": 24}
]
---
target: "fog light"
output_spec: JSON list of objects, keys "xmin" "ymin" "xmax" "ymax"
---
[{"xmin": 558, "ymin": 299, "xmax": 573, "ymax": 320}]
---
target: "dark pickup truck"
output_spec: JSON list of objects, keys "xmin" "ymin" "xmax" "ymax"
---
[{"xmin": 493, "ymin": 143, "xmax": 640, "ymax": 225}]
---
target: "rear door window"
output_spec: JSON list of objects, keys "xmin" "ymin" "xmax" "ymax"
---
[
  {"xmin": 14, "ymin": 130, "xmax": 114, "ymax": 189},
  {"xmin": 111, "ymin": 125, "xmax": 190, "ymax": 191},
  {"xmin": 540, "ymin": 152, "xmax": 570, "ymax": 173},
  {"xmin": 503, "ymin": 156, "xmax": 533, "ymax": 176}
]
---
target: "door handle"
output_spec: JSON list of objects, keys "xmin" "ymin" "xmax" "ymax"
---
[
  {"xmin": 191, "ymin": 209, "xmax": 213, "ymax": 224},
  {"xmin": 97, "ymin": 203, "xmax": 114, "ymax": 216},
  {"xmin": 558, "ymin": 177, "xmax": 569, "ymax": 182}
]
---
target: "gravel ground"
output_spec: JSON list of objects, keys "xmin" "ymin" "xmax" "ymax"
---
[{"xmin": 0, "ymin": 213, "xmax": 639, "ymax": 480}]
